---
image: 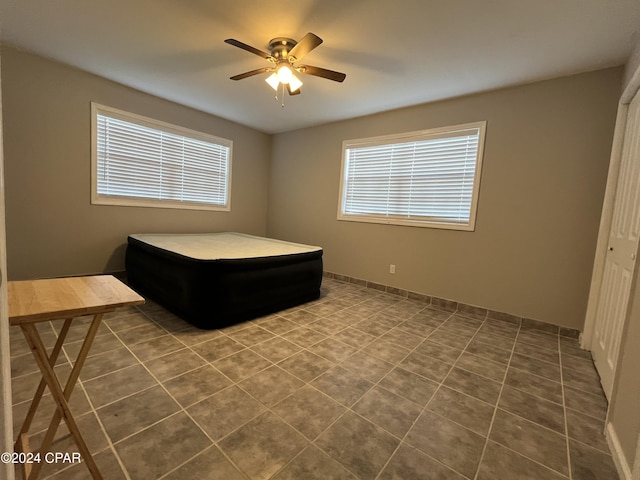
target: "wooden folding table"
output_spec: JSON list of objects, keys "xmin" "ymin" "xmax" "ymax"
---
[{"xmin": 8, "ymin": 275, "xmax": 144, "ymax": 480}]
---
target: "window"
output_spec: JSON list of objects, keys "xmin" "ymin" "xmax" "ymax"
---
[
  {"xmin": 338, "ymin": 122, "xmax": 486, "ymax": 230},
  {"xmin": 91, "ymin": 103, "xmax": 232, "ymax": 211}
]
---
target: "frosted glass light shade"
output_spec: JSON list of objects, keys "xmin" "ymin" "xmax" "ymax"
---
[
  {"xmin": 289, "ymin": 74, "xmax": 303, "ymax": 92},
  {"xmin": 276, "ymin": 65, "xmax": 293, "ymax": 84},
  {"xmin": 265, "ymin": 73, "xmax": 279, "ymax": 91}
]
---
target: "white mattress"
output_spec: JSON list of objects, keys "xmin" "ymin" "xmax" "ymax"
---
[{"xmin": 129, "ymin": 232, "xmax": 322, "ymax": 260}]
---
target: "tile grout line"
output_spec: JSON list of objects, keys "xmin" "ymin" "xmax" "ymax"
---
[
  {"xmin": 195, "ymin": 282, "xmax": 388, "ymax": 479},
  {"xmin": 94, "ymin": 308, "xmax": 191, "ymax": 480},
  {"xmin": 472, "ymin": 317, "xmax": 521, "ymax": 480},
  {"xmin": 472, "ymin": 327, "xmax": 579, "ymax": 479},
  {"xmin": 357, "ymin": 306, "xmax": 467, "ymax": 479},
  {"xmin": 140, "ymin": 291, "xmax": 381, "ymax": 478},
  {"xmin": 559, "ymin": 335, "xmax": 574, "ymax": 480},
  {"xmin": 101, "ymin": 309, "xmax": 249, "ymax": 480},
  {"xmin": 132, "ymin": 308, "xmax": 258, "ymax": 480},
  {"xmin": 374, "ymin": 310, "xmax": 548, "ymax": 476},
  {"xmin": 372, "ymin": 308, "xmax": 485, "ymax": 479},
  {"xmin": 297, "ymin": 303, "xmax": 460, "ymax": 479},
  {"xmin": 239, "ymin": 296, "xmax": 458, "ymax": 479},
  {"xmin": 255, "ymin": 295, "xmax": 418, "ymax": 478}
]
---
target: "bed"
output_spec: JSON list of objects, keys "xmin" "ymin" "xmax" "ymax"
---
[{"xmin": 125, "ymin": 232, "xmax": 323, "ymax": 329}]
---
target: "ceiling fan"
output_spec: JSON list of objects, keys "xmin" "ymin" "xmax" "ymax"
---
[{"xmin": 224, "ymin": 32, "xmax": 346, "ymax": 96}]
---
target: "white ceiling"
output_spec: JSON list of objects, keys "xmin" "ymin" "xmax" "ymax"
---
[{"xmin": 1, "ymin": 0, "xmax": 639, "ymax": 134}]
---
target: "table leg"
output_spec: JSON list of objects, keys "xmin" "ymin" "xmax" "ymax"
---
[
  {"xmin": 20, "ymin": 317, "xmax": 103, "ymax": 480},
  {"xmin": 14, "ymin": 318, "xmax": 72, "ymax": 455},
  {"xmin": 35, "ymin": 313, "xmax": 105, "ymax": 479},
  {"xmin": 14, "ymin": 318, "xmax": 72, "ymax": 480}
]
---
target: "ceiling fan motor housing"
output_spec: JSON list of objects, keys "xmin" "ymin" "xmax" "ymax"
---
[{"xmin": 268, "ymin": 38, "xmax": 298, "ymax": 62}]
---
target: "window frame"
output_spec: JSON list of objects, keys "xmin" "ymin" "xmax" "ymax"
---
[
  {"xmin": 90, "ymin": 102, "xmax": 233, "ymax": 211},
  {"xmin": 337, "ymin": 121, "xmax": 486, "ymax": 231}
]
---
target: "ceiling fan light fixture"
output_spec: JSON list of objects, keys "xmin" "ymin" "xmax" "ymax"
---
[
  {"xmin": 227, "ymin": 32, "xmax": 345, "ymax": 104},
  {"xmin": 265, "ymin": 71, "xmax": 302, "ymax": 93}
]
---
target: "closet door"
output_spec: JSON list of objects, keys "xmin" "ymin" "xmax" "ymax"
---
[{"xmin": 592, "ymin": 90, "xmax": 640, "ymax": 399}]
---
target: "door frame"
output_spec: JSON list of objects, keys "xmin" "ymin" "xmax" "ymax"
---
[
  {"xmin": 583, "ymin": 62, "xmax": 640, "ymax": 480},
  {"xmin": 0, "ymin": 44, "xmax": 15, "ymax": 480}
]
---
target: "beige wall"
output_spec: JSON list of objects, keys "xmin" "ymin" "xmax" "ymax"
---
[
  {"xmin": 268, "ymin": 68, "xmax": 622, "ymax": 329},
  {"xmin": 1, "ymin": 45, "xmax": 271, "ymax": 280}
]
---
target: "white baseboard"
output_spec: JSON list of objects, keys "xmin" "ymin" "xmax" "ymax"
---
[{"xmin": 607, "ymin": 422, "xmax": 634, "ymax": 480}]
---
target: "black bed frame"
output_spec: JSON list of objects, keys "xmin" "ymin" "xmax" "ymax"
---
[{"xmin": 125, "ymin": 235, "xmax": 323, "ymax": 329}]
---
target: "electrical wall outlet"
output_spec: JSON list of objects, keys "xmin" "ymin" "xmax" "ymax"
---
[{"xmin": 389, "ymin": 264, "xmax": 396, "ymax": 274}]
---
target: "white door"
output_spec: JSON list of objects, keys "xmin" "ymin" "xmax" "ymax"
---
[{"xmin": 592, "ymin": 91, "xmax": 640, "ymax": 399}]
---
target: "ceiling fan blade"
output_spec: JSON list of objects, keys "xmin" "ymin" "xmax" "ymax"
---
[
  {"xmin": 297, "ymin": 65, "xmax": 346, "ymax": 83},
  {"xmin": 287, "ymin": 32, "xmax": 323, "ymax": 62},
  {"xmin": 286, "ymin": 84, "xmax": 301, "ymax": 96},
  {"xmin": 224, "ymin": 38, "xmax": 273, "ymax": 61},
  {"xmin": 230, "ymin": 67, "xmax": 272, "ymax": 81}
]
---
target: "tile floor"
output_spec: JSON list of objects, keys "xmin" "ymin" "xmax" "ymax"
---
[{"xmin": 9, "ymin": 278, "xmax": 619, "ymax": 479}]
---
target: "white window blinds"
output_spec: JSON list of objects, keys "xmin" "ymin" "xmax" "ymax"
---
[
  {"xmin": 338, "ymin": 122, "xmax": 486, "ymax": 230},
  {"xmin": 92, "ymin": 104, "xmax": 232, "ymax": 211}
]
